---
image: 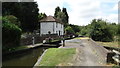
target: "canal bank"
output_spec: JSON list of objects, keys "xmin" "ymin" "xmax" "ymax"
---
[
  {"xmin": 2, "ymin": 37, "xmax": 75, "ymax": 67},
  {"xmin": 2, "ymin": 40, "xmax": 62, "ymax": 67},
  {"xmin": 34, "ymin": 38, "xmax": 110, "ymax": 66}
]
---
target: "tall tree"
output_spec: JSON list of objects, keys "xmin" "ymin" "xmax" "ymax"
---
[
  {"xmin": 56, "ymin": 12, "xmax": 66, "ymax": 23},
  {"xmin": 2, "ymin": 2, "xmax": 39, "ymax": 32},
  {"xmin": 54, "ymin": 6, "xmax": 61, "ymax": 18},
  {"xmin": 62, "ymin": 8, "xmax": 69, "ymax": 23}
]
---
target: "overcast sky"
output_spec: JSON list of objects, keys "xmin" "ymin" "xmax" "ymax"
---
[{"xmin": 34, "ymin": 0, "xmax": 118, "ymax": 26}]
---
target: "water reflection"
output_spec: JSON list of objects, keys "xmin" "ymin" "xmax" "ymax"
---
[{"xmin": 2, "ymin": 47, "xmax": 48, "ymax": 67}]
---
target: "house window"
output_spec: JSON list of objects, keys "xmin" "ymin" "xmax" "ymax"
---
[{"xmin": 56, "ymin": 23, "xmax": 58, "ymax": 28}]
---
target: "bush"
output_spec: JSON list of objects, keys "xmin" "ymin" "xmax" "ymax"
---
[
  {"xmin": 2, "ymin": 17, "xmax": 22, "ymax": 51},
  {"xmin": 90, "ymin": 19, "xmax": 113, "ymax": 42},
  {"xmin": 3, "ymin": 15, "xmax": 20, "ymax": 27},
  {"xmin": 65, "ymin": 26, "xmax": 75, "ymax": 35}
]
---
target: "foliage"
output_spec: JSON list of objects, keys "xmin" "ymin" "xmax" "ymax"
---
[
  {"xmin": 57, "ymin": 12, "xmax": 66, "ymax": 23},
  {"xmin": 2, "ymin": 17, "xmax": 22, "ymax": 51},
  {"xmin": 62, "ymin": 8, "xmax": 69, "ymax": 23},
  {"xmin": 90, "ymin": 19, "xmax": 113, "ymax": 42},
  {"xmin": 65, "ymin": 26, "xmax": 75, "ymax": 35},
  {"xmin": 3, "ymin": 15, "xmax": 20, "ymax": 27},
  {"xmin": 2, "ymin": 2, "xmax": 39, "ymax": 32},
  {"xmin": 38, "ymin": 13, "xmax": 47, "ymax": 20},
  {"xmin": 0, "ymin": 16, "xmax": 2, "ymax": 20},
  {"xmin": 69, "ymin": 24, "xmax": 80, "ymax": 33},
  {"xmin": 112, "ymin": 66, "xmax": 120, "ymax": 68},
  {"xmin": 54, "ymin": 6, "xmax": 69, "ymax": 27},
  {"xmin": 80, "ymin": 27, "xmax": 88, "ymax": 36},
  {"xmin": 54, "ymin": 6, "xmax": 61, "ymax": 18}
]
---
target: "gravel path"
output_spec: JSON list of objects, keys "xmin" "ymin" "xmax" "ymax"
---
[{"xmin": 60, "ymin": 38, "xmax": 109, "ymax": 66}]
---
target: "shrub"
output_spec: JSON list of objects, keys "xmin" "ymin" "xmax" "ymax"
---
[
  {"xmin": 3, "ymin": 15, "xmax": 20, "ymax": 27},
  {"xmin": 65, "ymin": 26, "xmax": 75, "ymax": 35},
  {"xmin": 2, "ymin": 17, "xmax": 22, "ymax": 51},
  {"xmin": 90, "ymin": 19, "xmax": 113, "ymax": 42}
]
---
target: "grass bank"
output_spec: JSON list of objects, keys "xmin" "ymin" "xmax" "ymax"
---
[
  {"xmin": 96, "ymin": 41, "xmax": 119, "ymax": 48},
  {"xmin": 39, "ymin": 48, "xmax": 76, "ymax": 66},
  {"xmin": 75, "ymin": 37, "xmax": 89, "ymax": 39}
]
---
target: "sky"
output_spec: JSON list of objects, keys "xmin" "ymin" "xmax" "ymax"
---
[{"xmin": 34, "ymin": 0, "xmax": 119, "ymax": 26}]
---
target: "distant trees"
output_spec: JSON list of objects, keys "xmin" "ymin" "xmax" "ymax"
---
[
  {"xmin": 62, "ymin": 8, "xmax": 69, "ymax": 24},
  {"xmin": 75, "ymin": 19, "xmax": 118, "ymax": 42},
  {"xmin": 65, "ymin": 26, "xmax": 75, "ymax": 35},
  {"xmin": 54, "ymin": 6, "xmax": 61, "ymax": 18},
  {"xmin": 57, "ymin": 12, "xmax": 66, "ymax": 24},
  {"xmin": 54, "ymin": 6, "xmax": 69, "ymax": 27},
  {"xmin": 69, "ymin": 24, "xmax": 80, "ymax": 33},
  {"xmin": 90, "ymin": 19, "xmax": 113, "ymax": 42},
  {"xmin": 38, "ymin": 13, "xmax": 47, "ymax": 20}
]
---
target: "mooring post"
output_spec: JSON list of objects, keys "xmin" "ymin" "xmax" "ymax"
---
[
  {"xmin": 32, "ymin": 37, "xmax": 35, "ymax": 46},
  {"xmin": 63, "ymin": 35, "xmax": 65, "ymax": 47}
]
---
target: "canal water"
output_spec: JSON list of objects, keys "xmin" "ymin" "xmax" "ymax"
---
[{"xmin": 2, "ymin": 46, "xmax": 50, "ymax": 67}]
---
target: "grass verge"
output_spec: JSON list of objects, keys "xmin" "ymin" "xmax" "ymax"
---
[
  {"xmin": 96, "ymin": 41, "xmax": 119, "ymax": 48},
  {"xmin": 39, "ymin": 48, "xmax": 76, "ymax": 66},
  {"xmin": 75, "ymin": 37, "xmax": 89, "ymax": 39}
]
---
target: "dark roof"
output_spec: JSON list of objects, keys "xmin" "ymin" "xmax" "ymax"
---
[{"xmin": 40, "ymin": 16, "xmax": 64, "ymax": 24}]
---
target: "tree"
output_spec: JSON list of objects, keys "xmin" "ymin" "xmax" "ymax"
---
[
  {"xmin": 2, "ymin": 16, "xmax": 22, "ymax": 51},
  {"xmin": 54, "ymin": 6, "xmax": 69, "ymax": 28},
  {"xmin": 3, "ymin": 15, "xmax": 21, "ymax": 27},
  {"xmin": 62, "ymin": 8, "xmax": 69, "ymax": 23},
  {"xmin": 2, "ymin": 2, "xmax": 39, "ymax": 32},
  {"xmin": 65, "ymin": 26, "xmax": 75, "ymax": 35},
  {"xmin": 57, "ymin": 12, "xmax": 66, "ymax": 23},
  {"xmin": 38, "ymin": 13, "xmax": 47, "ymax": 20},
  {"xmin": 69, "ymin": 24, "xmax": 80, "ymax": 33},
  {"xmin": 90, "ymin": 19, "xmax": 113, "ymax": 42},
  {"xmin": 54, "ymin": 6, "xmax": 61, "ymax": 18}
]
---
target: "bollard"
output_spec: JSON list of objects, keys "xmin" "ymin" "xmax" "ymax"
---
[{"xmin": 32, "ymin": 37, "xmax": 35, "ymax": 45}]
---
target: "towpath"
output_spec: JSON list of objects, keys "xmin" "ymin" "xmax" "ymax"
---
[{"xmin": 60, "ymin": 37, "xmax": 109, "ymax": 66}]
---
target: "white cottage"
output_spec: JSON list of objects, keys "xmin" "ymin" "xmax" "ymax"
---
[{"xmin": 40, "ymin": 16, "xmax": 64, "ymax": 36}]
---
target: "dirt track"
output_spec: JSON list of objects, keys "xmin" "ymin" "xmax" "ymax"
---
[{"xmin": 60, "ymin": 38, "xmax": 109, "ymax": 66}]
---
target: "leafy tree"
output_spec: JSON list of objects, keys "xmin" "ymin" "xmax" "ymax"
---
[
  {"xmin": 2, "ymin": 17, "xmax": 22, "ymax": 51},
  {"xmin": 62, "ymin": 8, "xmax": 69, "ymax": 23},
  {"xmin": 2, "ymin": 2, "xmax": 39, "ymax": 32},
  {"xmin": 69, "ymin": 24, "xmax": 80, "ymax": 33},
  {"xmin": 65, "ymin": 26, "xmax": 75, "ymax": 35},
  {"xmin": 54, "ymin": 6, "xmax": 61, "ymax": 18},
  {"xmin": 54, "ymin": 6, "xmax": 69, "ymax": 28},
  {"xmin": 108, "ymin": 23, "xmax": 118, "ymax": 36},
  {"xmin": 80, "ymin": 28, "xmax": 87, "ymax": 35},
  {"xmin": 57, "ymin": 12, "xmax": 66, "ymax": 23},
  {"xmin": 90, "ymin": 19, "xmax": 113, "ymax": 42},
  {"xmin": 38, "ymin": 13, "xmax": 47, "ymax": 20},
  {"xmin": 3, "ymin": 15, "xmax": 20, "ymax": 27}
]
